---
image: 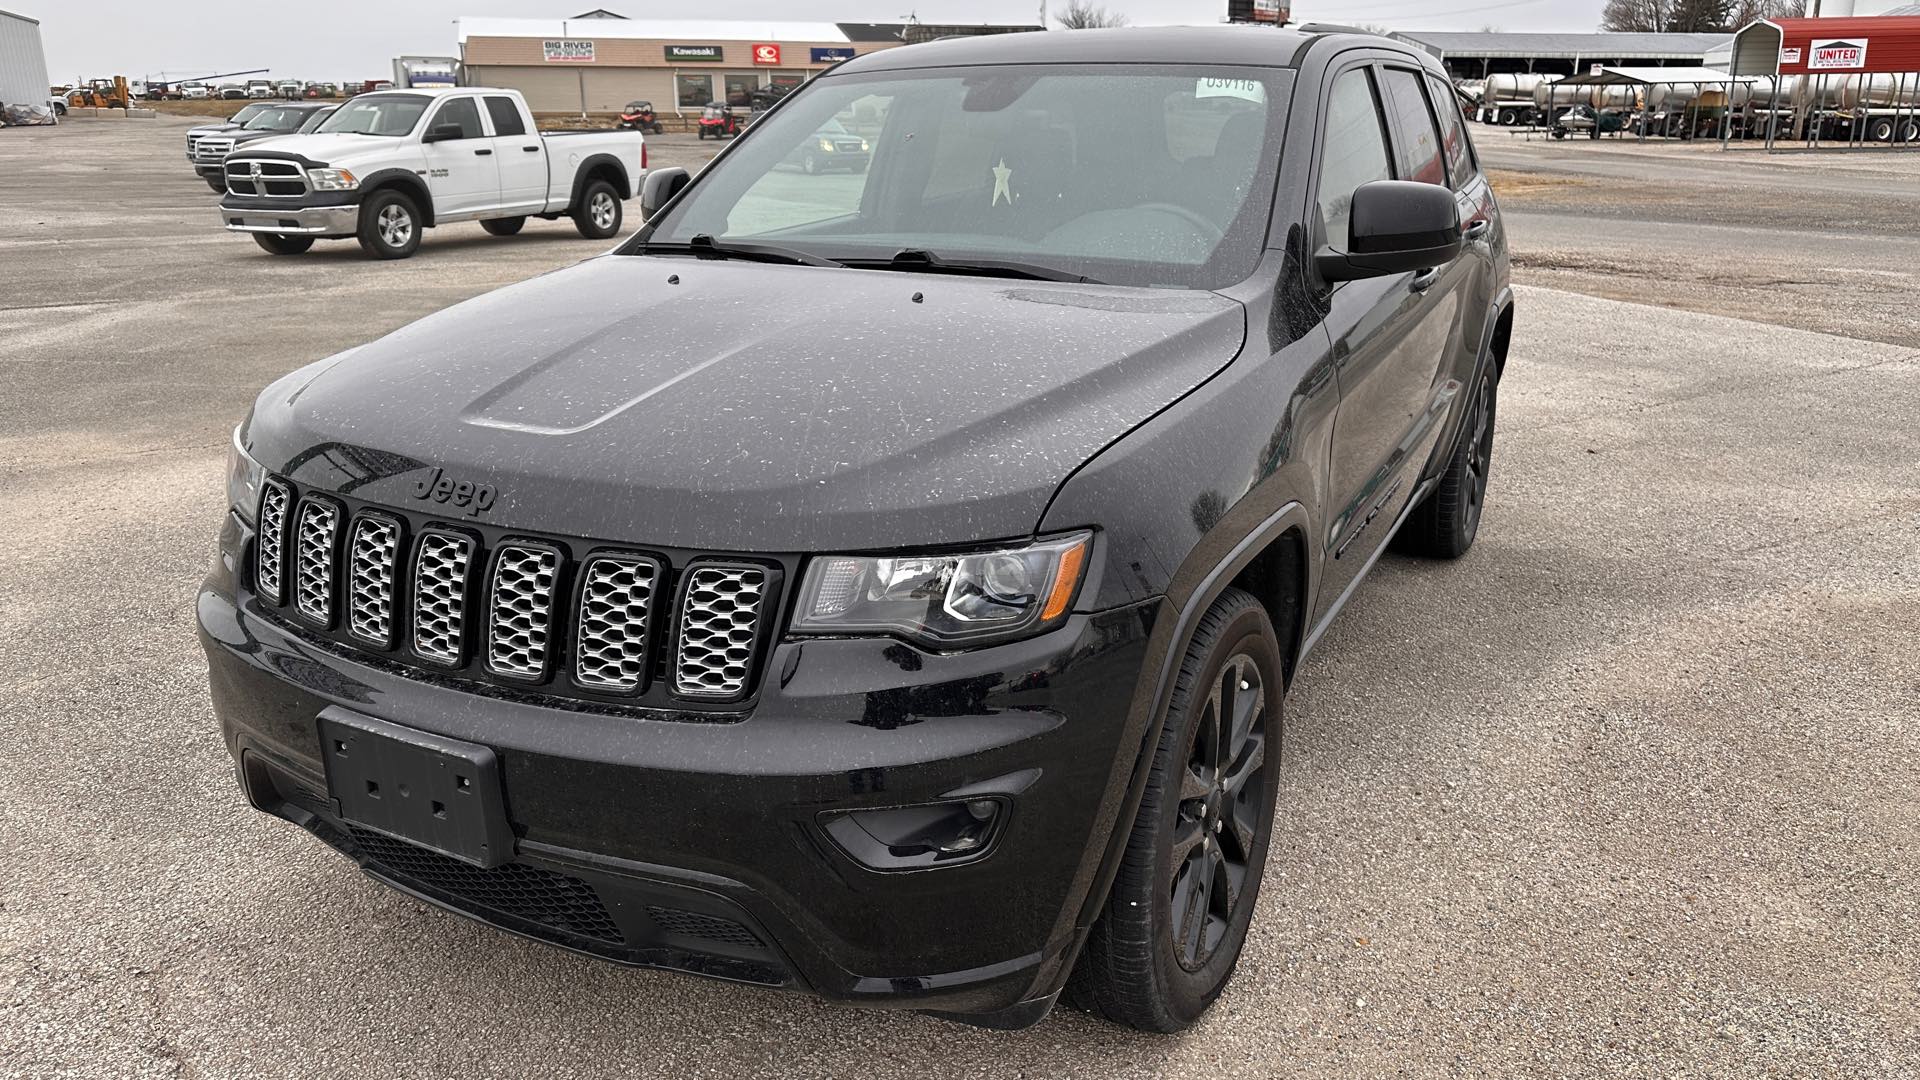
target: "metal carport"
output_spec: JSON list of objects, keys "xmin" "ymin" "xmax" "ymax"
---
[{"xmin": 1547, "ymin": 66, "xmax": 1756, "ymax": 145}]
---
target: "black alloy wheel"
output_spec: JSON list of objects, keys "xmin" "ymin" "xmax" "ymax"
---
[
  {"xmin": 1396, "ymin": 364, "xmax": 1498, "ymax": 558},
  {"xmin": 1168, "ymin": 651, "xmax": 1269, "ymax": 972},
  {"xmin": 1067, "ymin": 587, "xmax": 1283, "ymax": 1032}
]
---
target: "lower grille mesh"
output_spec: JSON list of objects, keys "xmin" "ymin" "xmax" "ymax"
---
[
  {"xmin": 347, "ymin": 826, "xmax": 626, "ymax": 944},
  {"xmin": 645, "ymin": 905, "xmax": 762, "ymax": 949}
]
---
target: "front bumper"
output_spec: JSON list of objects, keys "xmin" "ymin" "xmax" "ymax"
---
[
  {"xmin": 198, "ymin": 510, "xmax": 1157, "ymax": 1019},
  {"xmin": 216, "ymin": 202, "xmax": 359, "ymax": 236}
]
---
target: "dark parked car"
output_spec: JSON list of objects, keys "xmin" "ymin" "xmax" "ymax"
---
[
  {"xmin": 787, "ymin": 116, "xmax": 870, "ymax": 174},
  {"xmin": 188, "ymin": 102, "xmax": 339, "ymax": 191},
  {"xmin": 203, "ymin": 25, "xmax": 1509, "ymax": 1033}
]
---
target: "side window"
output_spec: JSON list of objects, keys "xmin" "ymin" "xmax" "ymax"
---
[
  {"xmin": 1316, "ymin": 68, "xmax": 1394, "ymax": 252},
  {"xmin": 484, "ymin": 96, "xmax": 526, "ymax": 138},
  {"xmin": 1427, "ymin": 75, "xmax": 1477, "ymax": 184},
  {"xmin": 1379, "ymin": 68, "xmax": 1447, "ymax": 187},
  {"xmin": 430, "ymin": 97, "xmax": 484, "ymax": 140}
]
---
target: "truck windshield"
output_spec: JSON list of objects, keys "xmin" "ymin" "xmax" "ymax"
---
[
  {"xmin": 242, "ymin": 107, "xmax": 311, "ymax": 132},
  {"xmin": 315, "ymin": 94, "xmax": 431, "ymax": 137},
  {"xmin": 634, "ymin": 64, "xmax": 1290, "ymax": 290}
]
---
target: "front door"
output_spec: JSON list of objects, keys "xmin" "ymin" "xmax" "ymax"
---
[
  {"xmin": 1312, "ymin": 62, "xmax": 1468, "ymax": 619},
  {"xmin": 420, "ymin": 96, "xmax": 499, "ymax": 218}
]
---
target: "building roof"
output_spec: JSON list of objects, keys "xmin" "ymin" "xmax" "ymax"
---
[
  {"xmin": 837, "ymin": 23, "xmax": 909, "ymax": 43},
  {"xmin": 456, "ymin": 17, "xmax": 860, "ymax": 43},
  {"xmin": 1391, "ymin": 31, "xmax": 1730, "ymax": 61},
  {"xmin": 1556, "ymin": 65, "xmax": 1755, "ymax": 86},
  {"xmin": 0, "ymin": 8, "xmax": 41, "ymax": 23}
]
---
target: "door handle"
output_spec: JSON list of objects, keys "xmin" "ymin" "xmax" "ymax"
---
[
  {"xmin": 1411, "ymin": 267, "xmax": 1443, "ymax": 293},
  {"xmin": 1463, "ymin": 219, "xmax": 1491, "ymax": 241},
  {"xmin": 522, "ymin": 145, "xmax": 540, "ymax": 152},
  {"xmin": 473, "ymin": 148, "xmax": 493, "ymax": 156}
]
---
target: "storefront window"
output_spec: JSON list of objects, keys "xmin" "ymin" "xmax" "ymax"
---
[
  {"xmin": 770, "ymin": 73, "xmax": 805, "ymax": 94},
  {"xmin": 724, "ymin": 72, "xmax": 764, "ymax": 107},
  {"xmin": 676, "ymin": 73, "xmax": 713, "ymax": 109}
]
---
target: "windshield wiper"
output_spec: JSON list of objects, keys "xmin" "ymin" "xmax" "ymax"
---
[
  {"xmin": 843, "ymin": 248, "xmax": 1097, "ymax": 284},
  {"xmin": 640, "ymin": 233, "xmax": 845, "ymax": 268}
]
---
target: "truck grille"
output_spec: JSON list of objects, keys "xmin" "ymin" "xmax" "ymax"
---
[
  {"xmin": 250, "ymin": 476, "xmax": 779, "ymax": 709},
  {"xmin": 193, "ymin": 136, "xmax": 234, "ymax": 164},
  {"xmin": 225, "ymin": 158, "xmax": 308, "ymax": 198}
]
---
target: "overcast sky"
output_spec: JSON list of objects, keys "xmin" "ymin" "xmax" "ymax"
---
[{"xmin": 34, "ymin": 1, "xmax": 1609, "ymax": 84}]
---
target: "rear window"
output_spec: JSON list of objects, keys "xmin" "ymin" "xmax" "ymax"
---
[{"xmin": 485, "ymin": 96, "xmax": 526, "ymax": 138}]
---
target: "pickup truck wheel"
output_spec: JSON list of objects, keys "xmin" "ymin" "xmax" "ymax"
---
[
  {"xmin": 1396, "ymin": 365, "xmax": 1498, "ymax": 559},
  {"xmin": 480, "ymin": 216, "xmax": 526, "ymax": 237},
  {"xmin": 204, "ymin": 175, "xmax": 227, "ymax": 193},
  {"xmin": 357, "ymin": 190, "xmax": 421, "ymax": 260},
  {"xmin": 1066, "ymin": 587, "xmax": 1281, "ymax": 1033},
  {"xmin": 252, "ymin": 233, "xmax": 314, "ymax": 255},
  {"xmin": 573, "ymin": 180, "xmax": 622, "ymax": 240}
]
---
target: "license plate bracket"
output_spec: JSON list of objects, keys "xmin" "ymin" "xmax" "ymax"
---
[{"xmin": 318, "ymin": 706, "xmax": 514, "ymax": 869}]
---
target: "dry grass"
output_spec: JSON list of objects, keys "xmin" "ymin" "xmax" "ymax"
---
[{"xmin": 1485, "ymin": 169, "xmax": 1594, "ymax": 198}]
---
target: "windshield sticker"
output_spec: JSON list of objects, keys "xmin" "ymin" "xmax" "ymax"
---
[
  {"xmin": 991, "ymin": 158, "xmax": 1013, "ymax": 206},
  {"xmin": 1196, "ymin": 77, "xmax": 1265, "ymax": 103}
]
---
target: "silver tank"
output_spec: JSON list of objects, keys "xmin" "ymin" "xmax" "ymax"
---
[
  {"xmin": 1531, "ymin": 82, "xmax": 1635, "ymax": 112},
  {"xmin": 1482, "ymin": 73, "xmax": 1553, "ymax": 106}
]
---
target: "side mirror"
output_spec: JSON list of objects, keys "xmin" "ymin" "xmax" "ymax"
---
[
  {"xmin": 421, "ymin": 123, "xmax": 465, "ymax": 144},
  {"xmin": 640, "ymin": 167, "xmax": 692, "ymax": 221},
  {"xmin": 1315, "ymin": 180, "xmax": 1463, "ymax": 283}
]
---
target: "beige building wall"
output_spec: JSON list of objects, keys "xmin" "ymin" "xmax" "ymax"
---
[{"xmin": 462, "ymin": 34, "xmax": 899, "ymax": 115}]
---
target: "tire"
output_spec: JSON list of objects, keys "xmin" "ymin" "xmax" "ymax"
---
[
  {"xmin": 1499, "ymin": 108, "xmax": 1518, "ymax": 126},
  {"xmin": 572, "ymin": 179, "xmax": 622, "ymax": 240},
  {"xmin": 251, "ymin": 233, "xmax": 313, "ymax": 255},
  {"xmin": 1868, "ymin": 118, "xmax": 1894, "ymax": 143},
  {"xmin": 1901, "ymin": 120, "xmax": 1920, "ymax": 144},
  {"xmin": 851, "ymin": 160, "xmax": 868, "ymax": 174},
  {"xmin": 480, "ymin": 216, "xmax": 525, "ymax": 237},
  {"xmin": 1066, "ymin": 587, "xmax": 1283, "ymax": 1033},
  {"xmin": 356, "ymin": 189, "xmax": 421, "ymax": 260},
  {"xmin": 205, "ymin": 175, "xmax": 227, "ymax": 193},
  {"xmin": 652, "ymin": 122, "xmax": 664, "ymax": 135},
  {"xmin": 1396, "ymin": 363, "xmax": 1498, "ymax": 559},
  {"xmin": 803, "ymin": 150, "xmax": 823, "ymax": 175}
]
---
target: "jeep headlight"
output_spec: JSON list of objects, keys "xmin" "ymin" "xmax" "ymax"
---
[
  {"xmin": 225, "ymin": 424, "xmax": 266, "ymax": 524},
  {"xmin": 793, "ymin": 532, "xmax": 1091, "ymax": 649},
  {"xmin": 306, "ymin": 167, "xmax": 358, "ymax": 190}
]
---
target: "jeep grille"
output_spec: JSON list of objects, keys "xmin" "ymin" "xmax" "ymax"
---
[{"xmin": 245, "ymin": 476, "xmax": 777, "ymax": 710}]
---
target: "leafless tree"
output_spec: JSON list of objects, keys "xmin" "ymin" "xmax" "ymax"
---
[
  {"xmin": 1730, "ymin": 0, "xmax": 1802, "ymax": 25},
  {"xmin": 1600, "ymin": 0, "xmax": 1743, "ymax": 31},
  {"xmin": 1056, "ymin": 1, "xmax": 1129, "ymax": 29}
]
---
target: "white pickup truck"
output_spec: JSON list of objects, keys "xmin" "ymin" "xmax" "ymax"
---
[{"xmin": 214, "ymin": 87, "xmax": 646, "ymax": 260}]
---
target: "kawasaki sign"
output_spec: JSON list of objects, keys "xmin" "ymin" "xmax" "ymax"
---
[
  {"xmin": 1807, "ymin": 38, "xmax": 1868, "ymax": 71},
  {"xmin": 666, "ymin": 45, "xmax": 725, "ymax": 62}
]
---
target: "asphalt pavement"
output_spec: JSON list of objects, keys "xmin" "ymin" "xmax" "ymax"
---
[{"xmin": 2, "ymin": 116, "xmax": 1917, "ymax": 1079}]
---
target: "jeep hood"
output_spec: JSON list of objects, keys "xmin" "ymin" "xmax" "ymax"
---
[{"xmin": 248, "ymin": 255, "xmax": 1245, "ymax": 552}]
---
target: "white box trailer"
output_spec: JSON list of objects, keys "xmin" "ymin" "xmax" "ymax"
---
[{"xmin": 0, "ymin": 8, "xmax": 52, "ymax": 110}]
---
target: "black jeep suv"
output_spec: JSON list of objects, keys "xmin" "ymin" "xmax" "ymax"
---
[{"xmin": 201, "ymin": 26, "xmax": 1509, "ymax": 1032}]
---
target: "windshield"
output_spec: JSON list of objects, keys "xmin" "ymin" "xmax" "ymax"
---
[
  {"xmin": 242, "ymin": 107, "xmax": 311, "ymax": 132},
  {"xmin": 315, "ymin": 93, "xmax": 430, "ymax": 136},
  {"xmin": 634, "ymin": 65, "xmax": 1289, "ymax": 290},
  {"xmin": 229, "ymin": 103, "xmax": 269, "ymax": 123}
]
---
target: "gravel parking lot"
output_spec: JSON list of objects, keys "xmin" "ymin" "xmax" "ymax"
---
[{"xmin": 3, "ymin": 117, "xmax": 1917, "ymax": 1079}]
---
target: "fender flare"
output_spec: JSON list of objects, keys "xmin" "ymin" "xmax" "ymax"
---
[
  {"xmin": 1064, "ymin": 500, "xmax": 1315, "ymax": 948},
  {"xmin": 357, "ymin": 169, "xmax": 438, "ymax": 227},
  {"xmin": 568, "ymin": 154, "xmax": 633, "ymax": 210}
]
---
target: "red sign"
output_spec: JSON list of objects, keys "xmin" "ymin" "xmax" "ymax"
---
[{"xmin": 752, "ymin": 43, "xmax": 781, "ymax": 65}]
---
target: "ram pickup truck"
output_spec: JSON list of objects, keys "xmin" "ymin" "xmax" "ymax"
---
[
  {"xmin": 213, "ymin": 87, "xmax": 644, "ymax": 259},
  {"xmin": 189, "ymin": 103, "xmax": 339, "ymax": 192},
  {"xmin": 203, "ymin": 27, "xmax": 1509, "ymax": 1032}
]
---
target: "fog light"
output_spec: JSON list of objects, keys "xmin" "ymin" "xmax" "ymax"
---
[{"xmin": 820, "ymin": 798, "xmax": 1007, "ymax": 871}]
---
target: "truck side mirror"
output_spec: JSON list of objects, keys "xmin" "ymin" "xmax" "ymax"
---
[
  {"xmin": 1315, "ymin": 180, "xmax": 1463, "ymax": 282},
  {"xmin": 421, "ymin": 123, "xmax": 465, "ymax": 144},
  {"xmin": 641, "ymin": 167, "xmax": 691, "ymax": 221}
]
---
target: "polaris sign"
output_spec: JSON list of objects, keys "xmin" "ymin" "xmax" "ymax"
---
[{"xmin": 1807, "ymin": 38, "xmax": 1868, "ymax": 71}]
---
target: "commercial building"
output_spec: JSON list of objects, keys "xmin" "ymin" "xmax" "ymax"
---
[
  {"xmin": 1392, "ymin": 31, "xmax": 1731, "ymax": 80},
  {"xmin": 456, "ymin": 16, "xmax": 1039, "ymax": 116},
  {"xmin": 0, "ymin": 8, "xmax": 51, "ymax": 109}
]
